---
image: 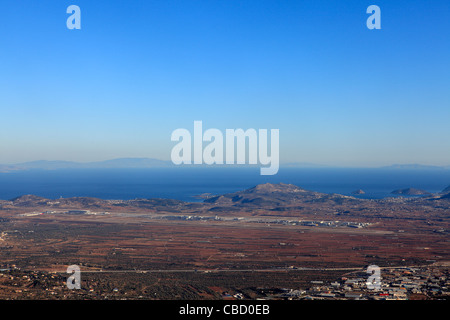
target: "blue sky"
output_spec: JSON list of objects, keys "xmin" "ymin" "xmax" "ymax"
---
[{"xmin": 0, "ymin": 0, "xmax": 449, "ymax": 166}]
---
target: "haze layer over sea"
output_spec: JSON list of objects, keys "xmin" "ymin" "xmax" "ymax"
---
[{"xmin": 1, "ymin": 167, "xmax": 449, "ymax": 201}]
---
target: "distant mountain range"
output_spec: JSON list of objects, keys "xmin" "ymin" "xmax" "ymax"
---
[
  {"xmin": 0, "ymin": 158, "xmax": 173, "ymax": 172},
  {"xmin": 382, "ymin": 164, "xmax": 450, "ymax": 170},
  {"xmin": 0, "ymin": 159, "xmax": 449, "ymax": 172}
]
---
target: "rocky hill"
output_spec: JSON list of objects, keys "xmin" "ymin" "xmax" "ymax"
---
[
  {"xmin": 204, "ymin": 183, "xmax": 360, "ymax": 208},
  {"xmin": 1, "ymin": 183, "xmax": 365, "ymax": 213},
  {"xmin": 391, "ymin": 188, "xmax": 431, "ymax": 196},
  {"xmin": 6, "ymin": 183, "xmax": 449, "ymax": 217}
]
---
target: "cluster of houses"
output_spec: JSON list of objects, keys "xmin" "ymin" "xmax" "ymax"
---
[
  {"xmin": 19, "ymin": 210, "xmax": 110, "ymax": 217},
  {"xmin": 270, "ymin": 267, "xmax": 449, "ymax": 300},
  {"xmin": 252, "ymin": 218, "xmax": 370, "ymax": 229},
  {"xmin": 159, "ymin": 214, "xmax": 370, "ymax": 230},
  {"xmin": 162, "ymin": 215, "xmax": 223, "ymax": 221}
]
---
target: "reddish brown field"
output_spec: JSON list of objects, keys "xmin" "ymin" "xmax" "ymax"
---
[
  {"xmin": 1, "ymin": 210, "xmax": 447, "ymax": 271},
  {"xmin": 0, "ymin": 187, "xmax": 448, "ymax": 299}
]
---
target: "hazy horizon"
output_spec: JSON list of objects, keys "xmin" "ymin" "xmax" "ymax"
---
[{"xmin": 1, "ymin": 156, "xmax": 450, "ymax": 170}]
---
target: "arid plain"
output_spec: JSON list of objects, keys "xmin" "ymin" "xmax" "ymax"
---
[{"xmin": 0, "ymin": 183, "xmax": 448, "ymax": 299}]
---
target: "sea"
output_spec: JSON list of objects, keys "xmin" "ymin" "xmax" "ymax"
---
[{"xmin": 0, "ymin": 167, "xmax": 450, "ymax": 202}]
